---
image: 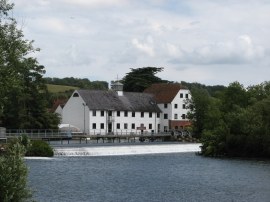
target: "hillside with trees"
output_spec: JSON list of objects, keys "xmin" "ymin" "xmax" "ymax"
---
[
  {"xmin": 44, "ymin": 77, "xmax": 108, "ymax": 90},
  {"xmin": 44, "ymin": 77, "xmax": 109, "ymax": 109}
]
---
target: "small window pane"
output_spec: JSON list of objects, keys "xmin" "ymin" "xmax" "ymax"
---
[{"xmin": 100, "ymin": 123, "xmax": 104, "ymax": 129}]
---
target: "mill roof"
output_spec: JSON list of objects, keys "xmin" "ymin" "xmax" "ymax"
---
[
  {"xmin": 77, "ymin": 90, "xmax": 161, "ymax": 113},
  {"xmin": 144, "ymin": 83, "xmax": 188, "ymax": 103}
]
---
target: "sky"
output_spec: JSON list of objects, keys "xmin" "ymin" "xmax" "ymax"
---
[{"xmin": 12, "ymin": 0, "xmax": 270, "ymax": 86}]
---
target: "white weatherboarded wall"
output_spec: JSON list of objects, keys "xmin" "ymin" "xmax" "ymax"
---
[{"xmin": 62, "ymin": 91, "xmax": 89, "ymax": 133}]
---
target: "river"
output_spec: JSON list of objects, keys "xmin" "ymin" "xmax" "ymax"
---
[{"xmin": 25, "ymin": 143, "xmax": 270, "ymax": 202}]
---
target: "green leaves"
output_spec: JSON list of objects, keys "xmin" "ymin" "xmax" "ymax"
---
[
  {"xmin": 121, "ymin": 67, "xmax": 167, "ymax": 92},
  {"xmin": 0, "ymin": 141, "xmax": 32, "ymax": 202},
  {"xmin": 189, "ymin": 81, "xmax": 270, "ymax": 157},
  {"xmin": 0, "ymin": 0, "xmax": 59, "ymax": 129}
]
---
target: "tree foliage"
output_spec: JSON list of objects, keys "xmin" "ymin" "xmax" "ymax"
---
[
  {"xmin": 44, "ymin": 77, "xmax": 108, "ymax": 90},
  {"xmin": 0, "ymin": 0, "xmax": 59, "ymax": 129},
  {"xmin": 121, "ymin": 67, "xmax": 168, "ymax": 92},
  {"xmin": 0, "ymin": 140, "xmax": 32, "ymax": 202},
  {"xmin": 188, "ymin": 81, "xmax": 270, "ymax": 158}
]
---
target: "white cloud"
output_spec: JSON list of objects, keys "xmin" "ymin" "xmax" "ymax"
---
[
  {"xmin": 60, "ymin": 0, "xmax": 128, "ymax": 8},
  {"xmin": 132, "ymin": 37, "xmax": 155, "ymax": 57},
  {"xmin": 11, "ymin": 0, "xmax": 270, "ymax": 86},
  {"xmin": 167, "ymin": 35, "xmax": 265, "ymax": 65}
]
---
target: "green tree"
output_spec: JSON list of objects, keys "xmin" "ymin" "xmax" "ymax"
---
[
  {"xmin": 0, "ymin": 0, "xmax": 59, "ymax": 128},
  {"xmin": 0, "ymin": 140, "xmax": 32, "ymax": 202},
  {"xmin": 187, "ymin": 86, "xmax": 211, "ymax": 138},
  {"xmin": 121, "ymin": 67, "xmax": 168, "ymax": 92},
  {"xmin": 221, "ymin": 81, "xmax": 248, "ymax": 112}
]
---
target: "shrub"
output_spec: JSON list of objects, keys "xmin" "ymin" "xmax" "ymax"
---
[
  {"xmin": 26, "ymin": 140, "xmax": 54, "ymax": 157},
  {"xmin": 19, "ymin": 134, "xmax": 31, "ymax": 151},
  {"xmin": 0, "ymin": 141, "xmax": 32, "ymax": 202}
]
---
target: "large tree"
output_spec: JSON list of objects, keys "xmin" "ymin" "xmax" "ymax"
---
[
  {"xmin": 0, "ymin": 0, "xmax": 59, "ymax": 128},
  {"xmin": 192, "ymin": 81, "xmax": 270, "ymax": 158},
  {"xmin": 121, "ymin": 67, "xmax": 168, "ymax": 92}
]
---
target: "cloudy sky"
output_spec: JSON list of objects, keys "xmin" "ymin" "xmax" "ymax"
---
[{"xmin": 12, "ymin": 0, "xmax": 270, "ymax": 86}]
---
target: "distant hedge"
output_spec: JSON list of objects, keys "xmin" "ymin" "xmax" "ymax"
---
[{"xmin": 26, "ymin": 140, "xmax": 54, "ymax": 157}]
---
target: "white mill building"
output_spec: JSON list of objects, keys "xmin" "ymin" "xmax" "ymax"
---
[{"xmin": 61, "ymin": 82, "xmax": 191, "ymax": 135}]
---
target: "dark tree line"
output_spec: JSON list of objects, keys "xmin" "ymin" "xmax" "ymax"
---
[
  {"xmin": 44, "ymin": 77, "xmax": 108, "ymax": 90},
  {"xmin": 187, "ymin": 81, "xmax": 270, "ymax": 158}
]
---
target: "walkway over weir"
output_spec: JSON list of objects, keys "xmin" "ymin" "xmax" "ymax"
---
[{"xmin": 0, "ymin": 129, "xmax": 198, "ymax": 144}]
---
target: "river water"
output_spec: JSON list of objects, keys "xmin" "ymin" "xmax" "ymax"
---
[{"xmin": 25, "ymin": 143, "xmax": 270, "ymax": 202}]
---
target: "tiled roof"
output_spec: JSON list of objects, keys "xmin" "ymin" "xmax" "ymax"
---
[
  {"xmin": 77, "ymin": 90, "xmax": 161, "ymax": 113},
  {"xmin": 144, "ymin": 83, "xmax": 188, "ymax": 103},
  {"xmin": 50, "ymin": 98, "xmax": 67, "ymax": 112}
]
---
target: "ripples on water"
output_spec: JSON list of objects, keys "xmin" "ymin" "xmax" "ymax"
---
[{"xmin": 26, "ymin": 152, "xmax": 270, "ymax": 202}]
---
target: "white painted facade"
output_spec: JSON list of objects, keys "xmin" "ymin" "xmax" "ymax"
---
[
  {"xmin": 55, "ymin": 105, "xmax": 63, "ymax": 118},
  {"xmin": 62, "ymin": 90, "xmax": 161, "ymax": 135},
  {"xmin": 62, "ymin": 93, "xmax": 89, "ymax": 133},
  {"xmin": 158, "ymin": 89, "xmax": 191, "ymax": 131},
  {"xmin": 88, "ymin": 110, "xmax": 160, "ymax": 135},
  {"xmin": 61, "ymin": 86, "xmax": 191, "ymax": 135}
]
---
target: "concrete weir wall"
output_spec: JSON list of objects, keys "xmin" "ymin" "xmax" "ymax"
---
[{"xmin": 53, "ymin": 143, "xmax": 201, "ymax": 157}]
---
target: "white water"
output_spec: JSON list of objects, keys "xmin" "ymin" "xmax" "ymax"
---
[
  {"xmin": 54, "ymin": 143, "xmax": 201, "ymax": 157},
  {"xmin": 24, "ymin": 157, "xmax": 55, "ymax": 160}
]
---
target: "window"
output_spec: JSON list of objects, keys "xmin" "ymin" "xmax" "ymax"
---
[
  {"xmin": 124, "ymin": 111, "xmax": 128, "ymax": 117},
  {"xmin": 182, "ymin": 114, "xmax": 186, "ymax": 119},
  {"xmin": 124, "ymin": 123, "xmax": 128, "ymax": 129},
  {"xmin": 132, "ymin": 112, "xmax": 135, "ymax": 117},
  {"xmin": 157, "ymin": 113, "xmax": 160, "ymax": 118},
  {"xmin": 141, "ymin": 112, "xmax": 144, "ymax": 118},
  {"xmin": 93, "ymin": 110, "xmax": 96, "ymax": 116},
  {"xmin": 149, "ymin": 124, "xmax": 152, "ymax": 129},
  {"xmin": 174, "ymin": 104, "xmax": 178, "ymax": 109},
  {"xmin": 164, "ymin": 126, "xmax": 168, "ymax": 132},
  {"xmin": 101, "ymin": 111, "xmax": 104, "ymax": 117},
  {"xmin": 182, "ymin": 104, "xmax": 186, "ymax": 109},
  {"xmin": 174, "ymin": 114, "xmax": 178, "ymax": 119},
  {"xmin": 132, "ymin": 123, "xmax": 135, "ymax": 129},
  {"xmin": 164, "ymin": 103, "xmax": 168, "ymax": 108},
  {"xmin": 117, "ymin": 111, "xmax": 120, "ymax": 117},
  {"xmin": 185, "ymin": 94, "xmax": 189, "ymax": 99},
  {"xmin": 108, "ymin": 111, "xmax": 112, "ymax": 116},
  {"xmin": 73, "ymin": 93, "xmax": 79, "ymax": 97},
  {"xmin": 100, "ymin": 123, "xmax": 104, "ymax": 129},
  {"xmin": 180, "ymin": 93, "xmax": 183, "ymax": 98},
  {"xmin": 149, "ymin": 112, "xmax": 152, "ymax": 118},
  {"xmin": 164, "ymin": 113, "xmax": 168, "ymax": 119},
  {"xmin": 117, "ymin": 123, "xmax": 120, "ymax": 129},
  {"xmin": 92, "ymin": 123, "xmax": 96, "ymax": 129}
]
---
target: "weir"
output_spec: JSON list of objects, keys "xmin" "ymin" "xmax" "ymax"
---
[{"xmin": 53, "ymin": 143, "xmax": 201, "ymax": 157}]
